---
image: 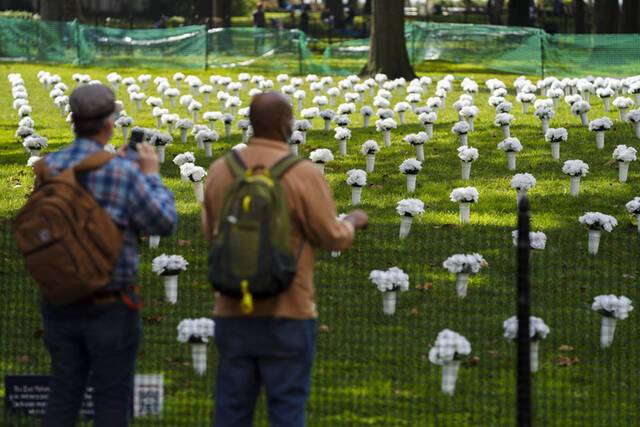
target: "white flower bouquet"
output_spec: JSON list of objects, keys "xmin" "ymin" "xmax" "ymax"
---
[
  {"xmin": 457, "ymin": 146, "xmax": 479, "ymax": 180},
  {"xmin": 188, "ymin": 100, "xmax": 203, "ymax": 123},
  {"xmin": 361, "ymin": 140, "xmax": 380, "ymax": 172},
  {"xmin": 203, "ymin": 111, "xmax": 222, "ymax": 129},
  {"xmin": 451, "ymin": 121, "xmax": 471, "ymax": 146},
  {"xmin": 543, "ymin": 127, "xmax": 567, "ymax": 160},
  {"xmin": 359, "ymin": 106, "xmax": 373, "ymax": 128},
  {"xmin": 596, "ymin": 87, "xmax": 615, "ymax": 111},
  {"xmin": 496, "ymin": 101, "xmax": 513, "ymax": 114},
  {"xmin": 369, "ymin": 267, "xmax": 410, "ymax": 315},
  {"xmin": 16, "ymin": 125, "xmax": 34, "ymax": 140},
  {"xmin": 396, "ymin": 198, "xmax": 425, "ymax": 239},
  {"xmin": 503, "ymin": 316, "xmax": 550, "ymax": 372},
  {"xmin": 319, "ymin": 109, "xmax": 335, "ymax": 131},
  {"xmin": 592, "ymin": 295, "xmax": 633, "ymax": 348},
  {"xmin": 180, "ymin": 162, "xmax": 207, "ymax": 203},
  {"xmin": 612, "ymin": 145, "xmax": 637, "ymax": 183},
  {"xmin": 309, "ymin": 148, "xmax": 333, "ymax": 174},
  {"xmin": 562, "ymin": 159, "xmax": 589, "ymax": 196},
  {"xmin": 571, "ymin": 100, "xmax": 591, "ymax": 126},
  {"xmin": 237, "ymin": 119, "xmax": 251, "ymax": 143},
  {"xmin": 403, "ymin": 132, "xmax": 429, "ymax": 161},
  {"xmin": 588, "ymin": 117, "xmax": 613, "ymax": 149},
  {"xmin": 177, "ymin": 318, "xmax": 215, "ymax": 375},
  {"xmin": 625, "ymin": 197, "xmax": 640, "ymax": 234},
  {"xmin": 516, "ymin": 92, "xmax": 536, "ymax": 113},
  {"xmin": 376, "ymin": 118, "xmax": 397, "ymax": 147},
  {"xmin": 510, "ymin": 173, "xmax": 536, "ymax": 205},
  {"xmin": 497, "ymin": 138, "xmax": 523, "ymax": 170},
  {"xmin": 579, "ymin": 212, "xmax": 618, "ymax": 255},
  {"xmin": 152, "ymin": 254, "xmax": 188, "ymax": 304},
  {"xmin": 22, "ymin": 135, "xmax": 48, "ymax": 156},
  {"xmin": 429, "ymin": 329, "xmax": 471, "ymax": 395},
  {"xmin": 534, "ymin": 106, "xmax": 554, "ymax": 135},
  {"xmin": 331, "ymin": 126, "xmax": 351, "ymax": 156},
  {"xmin": 427, "ymin": 96, "xmax": 443, "ymax": 113},
  {"xmin": 399, "ymin": 158, "xmax": 422, "ymax": 193},
  {"xmin": 494, "ymin": 113, "xmax": 514, "ymax": 138},
  {"xmin": 288, "ymin": 131, "xmax": 304, "ymax": 156},
  {"xmin": 418, "ymin": 112, "xmax": 437, "ymax": 138},
  {"xmin": 346, "ymin": 169, "xmax": 367, "ymax": 206},
  {"xmin": 612, "ymin": 97, "xmax": 634, "ymax": 122},
  {"xmin": 175, "ymin": 119, "xmax": 193, "ymax": 143},
  {"xmin": 173, "ymin": 152, "xmax": 195, "ymax": 167},
  {"xmin": 443, "ymin": 253, "xmax": 486, "ymax": 297},
  {"xmin": 294, "ymin": 119, "xmax": 312, "ymax": 144},
  {"xmin": 164, "ymin": 88, "xmax": 180, "ymax": 108},
  {"xmin": 222, "ymin": 113, "xmax": 234, "ymax": 138},
  {"xmin": 196, "ymin": 130, "xmax": 219, "ymax": 157},
  {"xmin": 627, "ymin": 109, "xmax": 640, "ymax": 139},
  {"xmin": 459, "ymin": 105, "xmax": 479, "ymax": 131},
  {"xmin": 511, "ymin": 230, "xmax": 547, "ymax": 251},
  {"xmin": 394, "ymin": 101, "xmax": 411, "ymax": 125},
  {"xmin": 450, "ymin": 187, "xmax": 479, "ymax": 224}
]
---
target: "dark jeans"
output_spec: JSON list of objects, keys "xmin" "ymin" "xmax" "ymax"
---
[
  {"xmin": 213, "ymin": 317, "xmax": 317, "ymax": 427},
  {"xmin": 40, "ymin": 299, "xmax": 141, "ymax": 427}
]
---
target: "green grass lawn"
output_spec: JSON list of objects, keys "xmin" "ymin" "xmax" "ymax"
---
[{"xmin": 1, "ymin": 62, "xmax": 639, "ymax": 426}]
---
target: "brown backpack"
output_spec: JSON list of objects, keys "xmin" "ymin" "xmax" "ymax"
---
[{"xmin": 14, "ymin": 151, "xmax": 124, "ymax": 305}]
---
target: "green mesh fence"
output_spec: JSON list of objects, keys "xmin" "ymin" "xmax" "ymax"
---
[{"xmin": 0, "ymin": 16, "xmax": 640, "ymax": 77}]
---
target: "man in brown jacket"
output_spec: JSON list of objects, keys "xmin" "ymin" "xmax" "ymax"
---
[{"xmin": 202, "ymin": 92, "xmax": 368, "ymax": 426}]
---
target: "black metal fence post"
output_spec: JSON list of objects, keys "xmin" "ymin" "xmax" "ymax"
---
[{"xmin": 517, "ymin": 196, "xmax": 533, "ymax": 427}]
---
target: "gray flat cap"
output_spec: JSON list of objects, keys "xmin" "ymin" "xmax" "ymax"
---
[{"xmin": 70, "ymin": 84, "xmax": 120, "ymax": 120}]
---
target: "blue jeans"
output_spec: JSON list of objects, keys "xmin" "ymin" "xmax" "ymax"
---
[
  {"xmin": 40, "ymin": 299, "xmax": 141, "ymax": 427},
  {"xmin": 213, "ymin": 317, "xmax": 317, "ymax": 427}
]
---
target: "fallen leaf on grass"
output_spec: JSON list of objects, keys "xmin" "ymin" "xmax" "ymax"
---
[
  {"xmin": 487, "ymin": 350, "xmax": 500, "ymax": 358},
  {"xmin": 558, "ymin": 344, "xmax": 574, "ymax": 352},
  {"xmin": 319, "ymin": 324, "xmax": 330, "ymax": 334},
  {"xmin": 177, "ymin": 239, "xmax": 191, "ymax": 247},
  {"xmin": 464, "ymin": 356, "xmax": 480, "ymax": 367},
  {"xmin": 416, "ymin": 282, "xmax": 433, "ymax": 292},
  {"xmin": 17, "ymin": 355, "xmax": 31, "ymax": 364},
  {"xmin": 553, "ymin": 356, "xmax": 580, "ymax": 367},
  {"xmin": 410, "ymin": 308, "xmax": 419, "ymax": 316},
  {"xmin": 143, "ymin": 315, "xmax": 164, "ymax": 324},
  {"xmin": 34, "ymin": 328, "xmax": 44, "ymax": 338}
]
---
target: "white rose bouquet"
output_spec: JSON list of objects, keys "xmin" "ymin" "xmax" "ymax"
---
[
  {"xmin": 497, "ymin": 137, "xmax": 523, "ymax": 170},
  {"xmin": 516, "ymin": 92, "xmax": 536, "ymax": 113},
  {"xmin": 510, "ymin": 173, "xmax": 536, "ymax": 206},
  {"xmin": 152, "ymin": 254, "xmax": 188, "ymax": 304},
  {"xmin": 294, "ymin": 119, "xmax": 312, "ymax": 144},
  {"xmin": 179, "ymin": 162, "xmax": 207, "ymax": 203},
  {"xmin": 457, "ymin": 146, "xmax": 479, "ymax": 180},
  {"xmin": 177, "ymin": 318, "xmax": 215, "ymax": 375},
  {"xmin": 288, "ymin": 131, "xmax": 304, "ymax": 156},
  {"xmin": 544, "ymin": 127, "xmax": 567, "ymax": 160},
  {"xmin": 403, "ymin": 132, "xmax": 429, "ymax": 161},
  {"xmin": 172, "ymin": 151, "xmax": 195, "ymax": 167},
  {"xmin": 394, "ymin": 101, "xmax": 411, "ymax": 125},
  {"xmin": 369, "ymin": 267, "xmax": 410, "ymax": 315},
  {"xmin": 494, "ymin": 113, "xmax": 514, "ymax": 138},
  {"xmin": 571, "ymin": 100, "xmax": 591, "ymax": 126},
  {"xmin": 534, "ymin": 106, "xmax": 554, "ymax": 135},
  {"xmin": 22, "ymin": 135, "xmax": 48, "ymax": 156},
  {"xmin": 346, "ymin": 169, "xmax": 367, "ymax": 206},
  {"xmin": 449, "ymin": 187, "xmax": 479, "ymax": 223},
  {"xmin": 309, "ymin": 148, "xmax": 333, "ymax": 174},
  {"xmin": 443, "ymin": 253, "xmax": 487, "ymax": 297},
  {"xmin": 627, "ymin": 109, "xmax": 640, "ymax": 139},
  {"xmin": 333, "ymin": 126, "xmax": 352, "ymax": 156},
  {"xmin": 396, "ymin": 198, "xmax": 425, "ymax": 239},
  {"xmin": 176, "ymin": 119, "xmax": 193, "ymax": 143},
  {"xmin": 562, "ymin": 159, "xmax": 589, "ymax": 197},
  {"xmin": 196, "ymin": 130, "xmax": 219, "ymax": 157},
  {"xmin": 592, "ymin": 295, "xmax": 633, "ymax": 348},
  {"xmin": 503, "ymin": 316, "xmax": 550, "ymax": 372},
  {"xmin": 578, "ymin": 212, "xmax": 618, "ymax": 255},
  {"xmin": 459, "ymin": 105, "xmax": 479, "ymax": 131},
  {"xmin": 399, "ymin": 158, "xmax": 422, "ymax": 193},
  {"xmin": 320, "ymin": 109, "xmax": 336, "ymax": 131},
  {"xmin": 511, "ymin": 230, "xmax": 547, "ymax": 251},
  {"xmin": 596, "ymin": 87, "xmax": 615, "ymax": 111},
  {"xmin": 612, "ymin": 97, "xmax": 634, "ymax": 122},
  {"xmin": 361, "ymin": 140, "xmax": 380, "ymax": 172},
  {"xmin": 588, "ymin": 117, "xmax": 613, "ymax": 149},
  {"xmin": 451, "ymin": 121, "xmax": 471, "ymax": 146},
  {"xmin": 625, "ymin": 197, "xmax": 640, "ymax": 234},
  {"xmin": 428, "ymin": 329, "xmax": 471, "ymax": 395},
  {"xmin": 376, "ymin": 118, "xmax": 397, "ymax": 147},
  {"xmin": 612, "ymin": 145, "xmax": 637, "ymax": 183},
  {"xmin": 418, "ymin": 112, "xmax": 437, "ymax": 138}
]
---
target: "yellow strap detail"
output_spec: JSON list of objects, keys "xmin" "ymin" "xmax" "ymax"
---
[
  {"xmin": 242, "ymin": 195, "xmax": 251, "ymax": 212},
  {"xmin": 240, "ymin": 280, "xmax": 254, "ymax": 314},
  {"xmin": 245, "ymin": 175, "xmax": 275, "ymax": 187}
]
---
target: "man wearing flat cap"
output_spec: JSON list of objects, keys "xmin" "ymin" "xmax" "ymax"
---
[{"xmin": 38, "ymin": 85, "xmax": 177, "ymax": 426}]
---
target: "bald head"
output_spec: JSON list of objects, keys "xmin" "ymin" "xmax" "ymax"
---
[{"xmin": 249, "ymin": 92, "xmax": 293, "ymax": 142}]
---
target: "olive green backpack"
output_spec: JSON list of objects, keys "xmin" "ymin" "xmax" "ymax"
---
[{"xmin": 208, "ymin": 150, "xmax": 303, "ymax": 314}]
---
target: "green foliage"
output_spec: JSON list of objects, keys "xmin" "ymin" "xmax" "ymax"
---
[{"xmin": 0, "ymin": 10, "xmax": 40, "ymax": 20}]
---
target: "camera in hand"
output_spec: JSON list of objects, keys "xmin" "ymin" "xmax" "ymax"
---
[{"xmin": 129, "ymin": 128, "xmax": 145, "ymax": 151}]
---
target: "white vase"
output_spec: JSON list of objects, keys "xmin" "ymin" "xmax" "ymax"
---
[
  {"xmin": 541, "ymin": 118, "xmax": 549, "ymax": 135},
  {"xmin": 580, "ymin": 113, "xmax": 588, "ymax": 126},
  {"xmin": 398, "ymin": 112, "xmax": 405, "ymax": 125},
  {"xmin": 619, "ymin": 162, "xmax": 630, "ymax": 183},
  {"xmin": 406, "ymin": 174, "xmax": 417, "ymax": 193},
  {"xmin": 416, "ymin": 144, "xmax": 424, "ymax": 162},
  {"xmin": 569, "ymin": 176, "xmax": 581, "ymax": 197},
  {"xmin": 399, "ymin": 216, "xmax": 413, "ymax": 239},
  {"xmin": 29, "ymin": 148, "xmax": 41, "ymax": 157},
  {"xmin": 424, "ymin": 123, "xmax": 433, "ymax": 138},
  {"xmin": 382, "ymin": 291, "xmax": 397, "ymax": 315},
  {"xmin": 595, "ymin": 131, "xmax": 605, "ymax": 149},
  {"xmin": 459, "ymin": 202, "xmax": 471, "ymax": 224},
  {"xmin": 192, "ymin": 181, "xmax": 204, "ymax": 203},
  {"xmin": 290, "ymin": 144, "xmax": 299, "ymax": 156},
  {"xmin": 323, "ymin": 120, "xmax": 331, "ymax": 131},
  {"xmin": 351, "ymin": 186, "xmax": 362, "ymax": 206},
  {"xmin": 459, "ymin": 133, "xmax": 468, "ymax": 146},
  {"xmin": 170, "ymin": 97, "xmax": 176, "ymax": 109},
  {"xmin": 441, "ymin": 361, "xmax": 461, "ymax": 396},
  {"xmin": 301, "ymin": 131, "xmax": 307, "ymax": 145},
  {"xmin": 550, "ymin": 142, "xmax": 560, "ymax": 160},
  {"xmin": 193, "ymin": 111, "xmax": 199, "ymax": 124},
  {"xmin": 225, "ymin": 123, "xmax": 232, "ymax": 138},
  {"xmin": 465, "ymin": 117, "xmax": 474, "ymax": 131},
  {"xmin": 588, "ymin": 229, "xmax": 601, "ymax": 255},
  {"xmin": 637, "ymin": 214, "xmax": 640, "ymax": 235},
  {"xmin": 552, "ymin": 97, "xmax": 559, "ymax": 109},
  {"xmin": 339, "ymin": 140, "xmax": 347, "ymax": 156},
  {"xmin": 522, "ymin": 102, "xmax": 529, "ymax": 114},
  {"xmin": 600, "ymin": 316, "xmax": 616, "ymax": 349},
  {"xmin": 530, "ymin": 340, "xmax": 540, "ymax": 373},
  {"xmin": 191, "ymin": 343, "xmax": 208, "ymax": 376},
  {"xmin": 502, "ymin": 125, "xmax": 510, "ymax": 139},
  {"xmin": 635, "ymin": 93, "xmax": 640, "ymax": 105},
  {"xmin": 163, "ymin": 275, "xmax": 178, "ymax": 304},
  {"xmin": 384, "ymin": 131, "xmax": 391, "ymax": 147},
  {"xmin": 156, "ymin": 117, "xmax": 162, "ymax": 129},
  {"xmin": 507, "ymin": 151, "xmax": 516, "ymax": 170},
  {"xmin": 619, "ymin": 108, "xmax": 628, "ymax": 122},
  {"xmin": 461, "ymin": 161, "xmax": 471, "ymax": 180},
  {"xmin": 456, "ymin": 273, "xmax": 469, "ymax": 298},
  {"xmin": 603, "ymin": 97, "xmax": 611, "ymax": 112},
  {"xmin": 149, "ymin": 235, "xmax": 160, "ymax": 249},
  {"xmin": 313, "ymin": 162, "xmax": 325, "ymax": 175},
  {"xmin": 156, "ymin": 146, "xmax": 165, "ymax": 163},
  {"xmin": 366, "ymin": 154, "xmax": 375, "ymax": 173},
  {"xmin": 121, "ymin": 127, "xmax": 129, "ymax": 142},
  {"xmin": 204, "ymin": 142, "xmax": 213, "ymax": 158},
  {"xmin": 331, "ymin": 250, "xmax": 341, "ymax": 257},
  {"xmin": 135, "ymin": 100, "xmax": 142, "ymax": 111},
  {"xmin": 634, "ymin": 123, "xmax": 640, "ymax": 139},
  {"xmin": 363, "ymin": 116, "xmax": 370, "ymax": 128}
]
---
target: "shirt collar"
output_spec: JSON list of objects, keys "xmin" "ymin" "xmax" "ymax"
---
[{"xmin": 248, "ymin": 137, "xmax": 289, "ymax": 152}]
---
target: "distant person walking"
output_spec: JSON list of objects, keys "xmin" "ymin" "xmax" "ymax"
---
[
  {"xmin": 253, "ymin": 2, "xmax": 267, "ymax": 53},
  {"xmin": 300, "ymin": 5, "xmax": 310, "ymax": 34},
  {"xmin": 203, "ymin": 93, "xmax": 368, "ymax": 427},
  {"xmin": 18, "ymin": 85, "xmax": 177, "ymax": 426}
]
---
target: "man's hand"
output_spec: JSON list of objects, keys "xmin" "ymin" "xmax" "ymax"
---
[
  {"xmin": 137, "ymin": 143, "xmax": 160, "ymax": 175},
  {"xmin": 344, "ymin": 209, "xmax": 369, "ymax": 230}
]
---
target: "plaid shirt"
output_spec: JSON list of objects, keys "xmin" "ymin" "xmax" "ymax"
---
[{"xmin": 44, "ymin": 138, "xmax": 177, "ymax": 291}]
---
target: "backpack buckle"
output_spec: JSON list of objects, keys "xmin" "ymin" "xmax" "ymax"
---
[{"xmin": 240, "ymin": 280, "xmax": 254, "ymax": 314}]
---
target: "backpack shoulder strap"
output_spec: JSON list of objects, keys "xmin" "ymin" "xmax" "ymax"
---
[
  {"xmin": 72, "ymin": 151, "xmax": 116, "ymax": 173},
  {"xmin": 269, "ymin": 155, "xmax": 303, "ymax": 180},
  {"xmin": 225, "ymin": 150, "xmax": 247, "ymax": 179}
]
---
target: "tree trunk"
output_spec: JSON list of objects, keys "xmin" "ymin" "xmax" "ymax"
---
[
  {"xmin": 40, "ymin": 0, "xmax": 64, "ymax": 21},
  {"xmin": 574, "ymin": 0, "xmax": 586, "ymax": 33},
  {"xmin": 326, "ymin": 0, "xmax": 345, "ymax": 29},
  {"xmin": 620, "ymin": 0, "xmax": 639, "ymax": 33},
  {"xmin": 361, "ymin": 0, "xmax": 416, "ymax": 80},
  {"xmin": 594, "ymin": 0, "xmax": 619, "ymax": 33},
  {"xmin": 508, "ymin": 0, "xmax": 531, "ymax": 26}
]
